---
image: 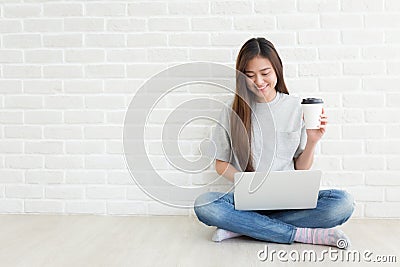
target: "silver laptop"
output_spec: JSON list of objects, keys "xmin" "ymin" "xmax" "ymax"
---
[{"xmin": 234, "ymin": 170, "xmax": 322, "ymax": 210}]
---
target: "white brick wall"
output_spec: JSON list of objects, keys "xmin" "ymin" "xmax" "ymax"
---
[{"xmin": 0, "ymin": 0, "xmax": 399, "ymax": 218}]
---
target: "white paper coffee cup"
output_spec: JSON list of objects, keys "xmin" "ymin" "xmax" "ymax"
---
[{"xmin": 301, "ymin": 98, "xmax": 323, "ymax": 129}]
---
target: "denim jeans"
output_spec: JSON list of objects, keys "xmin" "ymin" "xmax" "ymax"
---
[{"xmin": 194, "ymin": 189, "xmax": 355, "ymax": 244}]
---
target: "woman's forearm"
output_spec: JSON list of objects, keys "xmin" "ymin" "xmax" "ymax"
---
[
  {"xmin": 294, "ymin": 140, "xmax": 317, "ymax": 170},
  {"xmin": 215, "ymin": 159, "xmax": 240, "ymax": 183},
  {"xmin": 215, "ymin": 139, "xmax": 318, "ymax": 181}
]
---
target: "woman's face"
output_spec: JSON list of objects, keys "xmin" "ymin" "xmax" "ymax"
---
[{"xmin": 244, "ymin": 56, "xmax": 278, "ymax": 102}]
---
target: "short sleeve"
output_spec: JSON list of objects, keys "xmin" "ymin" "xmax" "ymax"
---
[
  {"xmin": 293, "ymin": 120, "xmax": 307, "ymax": 159},
  {"xmin": 211, "ymin": 104, "xmax": 232, "ymax": 163}
]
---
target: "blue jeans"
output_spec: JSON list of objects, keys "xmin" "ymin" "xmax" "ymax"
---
[{"xmin": 194, "ymin": 189, "xmax": 355, "ymax": 244}]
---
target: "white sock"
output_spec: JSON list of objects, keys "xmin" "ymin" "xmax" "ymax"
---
[{"xmin": 212, "ymin": 228, "xmax": 242, "ymax": 242}]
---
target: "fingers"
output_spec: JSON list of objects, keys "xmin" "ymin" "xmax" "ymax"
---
[{"xmin": 319, "ymin": 112, "xmax": 328, "ymax": 125}]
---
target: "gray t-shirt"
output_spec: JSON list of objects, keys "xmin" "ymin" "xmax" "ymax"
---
[{"xmin": 212, "ymin": 91, "xmax": 307, "ymax": 172}]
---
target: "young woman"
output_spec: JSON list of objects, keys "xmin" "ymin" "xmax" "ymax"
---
[{"xmin": 194, "ymin": 37, "xmax": 355, "ymax": 249}]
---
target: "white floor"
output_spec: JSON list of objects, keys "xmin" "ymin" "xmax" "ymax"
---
[{"xmin": 1, "ymin": 215, "xmax": 399, "ymax": 267}]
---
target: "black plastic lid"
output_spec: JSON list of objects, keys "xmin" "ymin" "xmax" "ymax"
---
[{"xmin": 301, "ymin": 98, "xmax": 324, "ymax": 104}]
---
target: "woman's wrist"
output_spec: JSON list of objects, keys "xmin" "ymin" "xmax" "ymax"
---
[{"xmin": 305, "ymin": 139, "xmax": 318, "ymax": 149}]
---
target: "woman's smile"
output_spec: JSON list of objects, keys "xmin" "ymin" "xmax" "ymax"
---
[{"xmin": 257, "ymin": 84, "xmax": 268, "ymax": 91}]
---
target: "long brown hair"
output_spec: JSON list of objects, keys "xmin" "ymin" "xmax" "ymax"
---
[{"xmin": 231, "ymin": 37, "xmax": 289, "ymax": 171}]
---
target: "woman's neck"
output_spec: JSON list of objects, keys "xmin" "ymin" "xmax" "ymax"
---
[{"xmin": 255, "ymin": 89, "xmax": 277, "ymax": 103}]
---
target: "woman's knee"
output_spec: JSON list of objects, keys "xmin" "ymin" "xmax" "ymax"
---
[
  {"xmin": 193, "ymin": 192, "xmax": 222, "ymax": 224},
  {"xmin": 335, "ymin": 189, "xmax": 355, "ymax": 219},
  {"xmin": 194, "ymin": 191, "xmax": 232, "ymax": 226},
  {"xmin": 326, "ymin": 189, "xmax": 355, "ymax": 223}
]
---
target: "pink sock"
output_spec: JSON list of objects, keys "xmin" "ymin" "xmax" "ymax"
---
[
  {"xmin": 294, "ymin": 227, "xmax": 351, "ymax": 249},
  {"xmin": 212, "ymin": 228, "xmax": 242, "ymax": 242}
]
